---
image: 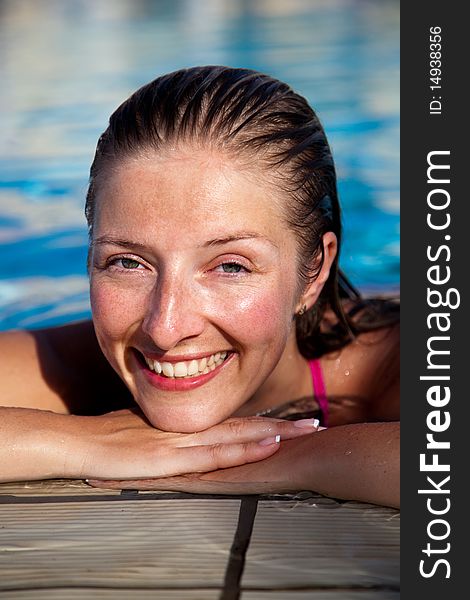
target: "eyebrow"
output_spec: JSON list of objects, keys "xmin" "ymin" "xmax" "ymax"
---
[
  {"xmin": 203, "ymin": 232, "xmax": 278, "ymax": 249},
  {"xmin": 92, "ymin": 233, "xmax": 279, "ymax": 250},
  {"xmin": 92, "ymin": 236, "xmax": 149, "ymax": 251}
]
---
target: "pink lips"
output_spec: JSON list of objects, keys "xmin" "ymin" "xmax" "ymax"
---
[{"xmin": 136, "ymin": 351, "xmax": 234, "ymax": 392}]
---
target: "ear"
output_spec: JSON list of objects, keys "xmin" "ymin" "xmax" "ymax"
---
[{"xmin": 296, "ymin": 232, "xmax": 338, "ymax": 312}]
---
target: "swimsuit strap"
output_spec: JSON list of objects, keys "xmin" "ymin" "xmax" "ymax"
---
[{"xmin": 309, "ymin": 358, "xmax": 329, "ymax": 427}]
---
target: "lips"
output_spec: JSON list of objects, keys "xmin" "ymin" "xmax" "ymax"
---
[
  {"xmin": 134, "ymin": 349, "xmax": 234, "ymax": 392},
  {"xmin": 143, "ymin": 351, "xmax": 228, "ymax": 378}
]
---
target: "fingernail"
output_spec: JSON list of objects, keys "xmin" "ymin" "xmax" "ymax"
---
[
  {"xmin": 294, "ymin": 418, "xmax": 320, "ymax": 429},
  {"xmin": 259, "ymin": 434, "xmax": 281, "ymax": 446}
]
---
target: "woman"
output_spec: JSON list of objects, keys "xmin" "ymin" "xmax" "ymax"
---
[{"xmin": 0, "ymin": 66, "xmax": 399, "ymax": 507}]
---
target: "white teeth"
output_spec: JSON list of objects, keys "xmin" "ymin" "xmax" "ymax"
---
[
  {"xmin": 173, "ymin": 362, "xmax": 188, "ymax": 377},
  {"xmin": 144, "ymin": 351, "xmax": 229, "ymax": 378},
  {"xmin": 187, "ymin": 360, "xmax": 199, "ymax": 376},
  {"xmin": 161, "ymin": 362, "xmax": 174, "ymax": 377}
]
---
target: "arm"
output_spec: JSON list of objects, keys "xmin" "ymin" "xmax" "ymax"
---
[
  {"xmin": 88, "ymin": 422, "xmax": 399, "ymax": 508},
  {"xmin": 0, "ymin": 406, "xmax": 320, "ymax": 483},
  {"xmin": 201, "ymin": 421, "xmax": 400, "ymax": 508}
]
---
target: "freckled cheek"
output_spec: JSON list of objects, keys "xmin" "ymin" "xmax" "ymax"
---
[
  {"xmin": 90, "ymin": 279, "xmax": 148, "ymax": 342},
  {"xmin": 212, "ymin": 285, "xmax": 293, "ymax": 347}
]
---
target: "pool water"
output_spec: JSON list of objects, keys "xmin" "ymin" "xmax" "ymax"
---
[{"xmin": 0, "ymin": 0, "xmax": 399, "ymax": 331}]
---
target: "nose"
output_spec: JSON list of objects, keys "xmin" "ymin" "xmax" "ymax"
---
[{"xmin": 141, "ymin": 270, "xmax": 206, "ymax": 351}]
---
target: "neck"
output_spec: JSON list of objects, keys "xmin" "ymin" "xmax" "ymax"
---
[{"xmin": 234, "ymin": 330, "xmax": 313, "ymax": 416}]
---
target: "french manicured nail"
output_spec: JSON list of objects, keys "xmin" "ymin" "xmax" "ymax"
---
[
  {"xmin": 294, "ymin": 418, "xmax": 320, "ymax": 429},
  {"xmin": 259, "ymin": 434, "xmax": 281, "ymax": 446}
]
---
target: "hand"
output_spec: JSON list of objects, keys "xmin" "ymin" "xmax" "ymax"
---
[
  {"xmin": 86, "ymin": 423, "xmax": 400, "ymax": 509},
  {"xmin": 86, "ymin": 433, "xmax": 317, "ymax": 494},
  {"xmin": 70, "ymin": 408, "xmax": 321, "ymax": 481}
]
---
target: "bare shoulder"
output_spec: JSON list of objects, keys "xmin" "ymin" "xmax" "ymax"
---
[
  {"xmin": 0, "ymin": 321, "xmax": 131, "ymax": 414},
  {"xmin": 321, "ymin": 323, "xmax": 399, "ymax": 423},
  {"xmin": 1, "ymin": 320, "xmax": 99, "ymax": 378}
]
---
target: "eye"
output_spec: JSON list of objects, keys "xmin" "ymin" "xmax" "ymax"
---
[
  {"xmin": 213, "ymin": 261, "xmax": 250, "ymax": 274},
  {"xmin": 108, "ymin": 256, "xmax": 146, "ymax": 270}
]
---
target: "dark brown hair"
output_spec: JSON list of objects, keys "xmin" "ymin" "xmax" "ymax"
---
[{"xmin": 85, "ymin": 65, "xmax": 398, "ymax": 358}]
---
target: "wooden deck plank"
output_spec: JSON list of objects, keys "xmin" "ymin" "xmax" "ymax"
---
[
  {"xmin": 0, "ymin": 499, "xmax": 240, "ymax": 591},
  {"xmin": 0, "ymin": 589, "xmax": 221, "ymax": 599},
  {"xmin": 0, "ymin": 484, "xmax": 400, "ymax": 595},
  {"xmin": 0, "ymin": 480, "xmax": 117, "ymax": 497},
  {"xmin": 0, "ymin": 480, "xmax": 176, "ymax": 498},
  {"xmin": 242, "ymin": 500, "xmax": 399, "ymax": 590},
  {"xmin": 241, "ymin": 591, "xmax": 400, "ymax": 599}
]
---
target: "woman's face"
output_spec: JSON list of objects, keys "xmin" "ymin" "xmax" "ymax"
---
[{"xmin": 89, "ymin": 148, "xmax": 304, "ymax": 432}]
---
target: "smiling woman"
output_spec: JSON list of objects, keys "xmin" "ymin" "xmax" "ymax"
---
[
  {"xmin": 0, "ymin": 66, "xmax": 399, "ymax": 507},
  {"xmin": 88, "ymin": 148, "xmax": 337, "ymax": 433}
]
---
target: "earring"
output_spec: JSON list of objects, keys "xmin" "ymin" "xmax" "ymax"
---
[{"xmin": 298, "ymin": 304, "xmax": 307, "ymax": 316}]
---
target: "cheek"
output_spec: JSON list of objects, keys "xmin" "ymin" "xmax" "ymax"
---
[
  {"xmin": 90, "ymin": 278, "xmax": 146, "ymax": 344},
  {"xmin": 214, "ymin": 282, "xmax": 294, "ymax": 349}
]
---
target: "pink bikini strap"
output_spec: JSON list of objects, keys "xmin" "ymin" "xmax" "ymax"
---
[{"xmin": 309, "ymin": 358, "xmax": 329, "ymax": 427}]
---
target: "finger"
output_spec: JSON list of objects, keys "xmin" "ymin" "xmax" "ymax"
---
[
  {"xmin": 190, "ymin": 417, "xmax": 321, "ymax": 447},
  {"xmin": 89, "ymin": 438, "xmax": 281, "ymax": 482},
  {"xmin": 172, "ymin": 438, "xmax": 282, "ymax": 475}
]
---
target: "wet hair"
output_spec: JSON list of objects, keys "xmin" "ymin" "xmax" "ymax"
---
[{"xmin": 85, "ymin": 65, "xmax": 398, "ymax": 357}]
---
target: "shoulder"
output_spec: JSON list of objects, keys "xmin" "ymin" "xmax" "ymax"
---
[
  {"xmin": 0, "ymin": 320, "xmax": 132, "ymax": 414},
  {"xmin": 44, "ymin": 320, "xmax": 133, "ymax": 413},
  {"xmin": 320, "ymin": 323, "xmax": 399, "ymax": 423}
]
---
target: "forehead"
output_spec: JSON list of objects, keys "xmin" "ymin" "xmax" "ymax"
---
[{"xmin": 93, "ymin": 149, "xmax": 292, "ymax": 247}]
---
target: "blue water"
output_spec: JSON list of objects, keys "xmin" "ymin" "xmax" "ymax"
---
[{"xmin": 0, "ymin": 0, "xmax": 399, "ymax": 331}]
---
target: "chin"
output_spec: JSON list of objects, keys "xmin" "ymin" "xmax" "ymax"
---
[{"xmin": 140, "ymin": 401, "xmax": 230, "ymax": 433}]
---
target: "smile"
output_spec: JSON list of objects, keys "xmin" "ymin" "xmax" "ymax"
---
[{"xmin": 143, "ymin": 351, "xmax": 228, "ymax": 379}]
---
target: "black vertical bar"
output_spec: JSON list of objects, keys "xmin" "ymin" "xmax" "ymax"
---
[
  {"xmin": 401, "ymin": 3, "xmax": 466, "ymax": 598},
  {"xmin": 220, "ymin": 497, "xmax": 258, "ymax": 600}
]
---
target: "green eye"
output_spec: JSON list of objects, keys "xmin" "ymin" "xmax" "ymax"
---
[
  {"xmin": 220, "ymin": 263, "xmax": 243, "ymax": 273},
  {"xmin": 121, "ymin": 258, "xmax": 141, "ymax": 269}
]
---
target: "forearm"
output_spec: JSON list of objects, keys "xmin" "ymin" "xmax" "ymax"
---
[
  {"xmin": 0, "ymin": 407, "xmax": 83, "ymax": 481},
  {"xmin": 297, "ymin": 422, "xmax": 400, "ymax": 508},
  {"xmin": 198, "ymin": 421, "xmax": 401, "ymax": 507},
  {"xmin": 1, "ymin": 407, "xmax": 319, "ymax": 484}
]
